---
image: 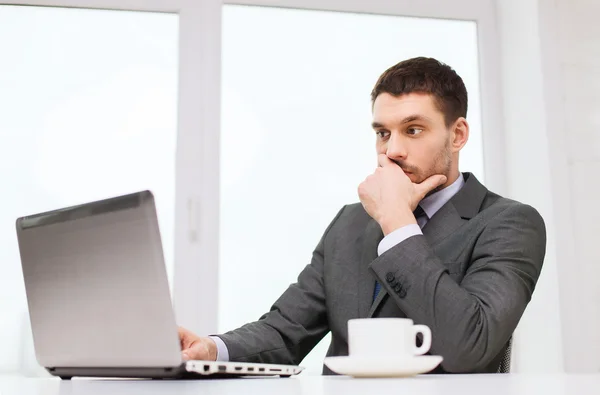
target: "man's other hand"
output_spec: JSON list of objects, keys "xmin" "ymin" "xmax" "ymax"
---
[{"xmin": 178, "ymin": 326, "xmax": 218, "ymax": 361}]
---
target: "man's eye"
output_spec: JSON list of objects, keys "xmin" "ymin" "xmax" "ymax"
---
[
  {"xmin": 376, "ymin": 131, "xmax": 390, "ymax": 139},
  {"xmin": 407, "ymin": 127, "xmax": 423, "ymax": 136}
]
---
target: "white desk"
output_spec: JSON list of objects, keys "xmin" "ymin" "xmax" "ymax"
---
[{"xmin": 1, "ymin": 374, "xmax": 599, "ymax": 395}]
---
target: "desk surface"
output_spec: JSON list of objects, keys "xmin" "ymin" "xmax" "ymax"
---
[{"xmin": 1, "ymin": 374, "xmax": 599, "ymax": 395}]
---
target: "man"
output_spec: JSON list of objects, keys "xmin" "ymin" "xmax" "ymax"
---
[{"xmin": 178, "ymin": 57, "xmax": 546, "ymax": 374}]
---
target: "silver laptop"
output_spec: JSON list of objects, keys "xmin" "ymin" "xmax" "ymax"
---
[{"xmin": 16, "ymin": 190, "xmax": 303, "ymax": 380}]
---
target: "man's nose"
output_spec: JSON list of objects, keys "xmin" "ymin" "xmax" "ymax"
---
[{"xmin": 386, "ymin": 134, "xmax": 407, "ymax": 160}]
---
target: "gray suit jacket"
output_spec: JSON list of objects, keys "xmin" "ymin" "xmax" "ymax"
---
[{"xmin": 217, "ymin": 173, "xmax": 546, "ymax": 374}]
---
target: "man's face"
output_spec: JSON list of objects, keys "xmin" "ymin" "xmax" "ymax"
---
[{"xmin": 372, "ymin": 92, "xmax": 453, "ymax": 184}]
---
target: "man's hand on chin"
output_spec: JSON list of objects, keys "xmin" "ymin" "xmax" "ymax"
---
[{"xmin": 357, "ymin": 154, "xmax": 447, "ymax": 235}]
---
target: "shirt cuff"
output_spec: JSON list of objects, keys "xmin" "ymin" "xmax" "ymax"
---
[
  {"xmin": 377, "ymin": 224, "xmax": 423, "ymax": 256},
  {"xmin": 209, "ymin": 336, "xmax": 230, "ymax": 362}
]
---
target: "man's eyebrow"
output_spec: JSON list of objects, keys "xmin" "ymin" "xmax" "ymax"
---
[
  {"xmin": 371, "ymin": 115, "xmax": 433, "ymax": 129},
  {"xmin": 400, "ymin": 114, "xmax": 433, "ymax": 124}
]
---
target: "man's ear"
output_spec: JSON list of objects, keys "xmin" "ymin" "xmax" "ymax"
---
[{"xmin": 451, "ymin": 117, "xmax": 469, "ymax": 152}]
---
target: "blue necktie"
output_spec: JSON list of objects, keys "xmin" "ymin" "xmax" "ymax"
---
[{"xmin": 373, "ymin": 205, "xmax": 426, "ymax": 302}]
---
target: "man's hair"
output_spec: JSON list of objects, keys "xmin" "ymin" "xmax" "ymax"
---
[{"xmin": 371, "ymin": 57, "xmax": 468, "ymax": 127}]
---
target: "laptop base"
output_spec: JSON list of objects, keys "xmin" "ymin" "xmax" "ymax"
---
[
  {"xmin": 47, "ymin": 360, "xmax": 302, "ymax": 380},
  {"xmin": 48, "ymin": 365, "xmax": 188, "ymax": 380}
]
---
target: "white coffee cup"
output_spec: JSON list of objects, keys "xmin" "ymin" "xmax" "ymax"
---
[{"xmin": 348, "ymin": 318, "xmax": 432, "ymax": 358}]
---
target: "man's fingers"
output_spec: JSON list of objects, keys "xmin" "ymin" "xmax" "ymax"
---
[
  {"xmin": 181, "ymin": 338, "xmax": 217, "ymax": 361},
  {"xmin": 181, "ymin": 342, "xmax": 204, "ymax": 361},
  {"xmin": 178, "ymin": 327, "xmax": 187, "ymax": 348},
  {"xmin": 415, "ymin": 174, "xmax": 447, "ymax": 200},
  {"xmin": 178, "ymin": 326, "xmax": 194, "ymax": 349},
  {"xmin": 377, "ymin": 154, "xmax": 394, "ymax": 167}
]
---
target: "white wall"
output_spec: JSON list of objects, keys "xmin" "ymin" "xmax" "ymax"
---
[
  {"xmin": 498, "ymin": 0, "xmax": 600, "ymax": 374},
  {"xmin": 496, "ymin": 0, "xmax": 564, "ymax": 373},
  {"xmin": 538, "ymin": 0, "xmax": 600, "ymax": 373}
]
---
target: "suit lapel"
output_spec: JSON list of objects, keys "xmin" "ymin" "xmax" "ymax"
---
[
  {"xmin": 450, "ymin": 173, "xmax": 488, "ymax": 219},
  {"xmin": 423, "ymin": 173, "xmax": 489, "ymax": 245},
  {"xmin": 421, "ymin": 203, "xmax": 465, "ymax": 246},
  {"xmin": 357, "ymin": 218, "xmax": 383, "ymax": 318}
]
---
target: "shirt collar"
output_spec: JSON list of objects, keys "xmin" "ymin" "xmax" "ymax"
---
[{"xmin": 418, "ymin": 173, "xmax": 465, "ymax": 219}]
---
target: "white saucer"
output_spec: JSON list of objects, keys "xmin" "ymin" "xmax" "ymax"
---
[{"xmin": 324, "ymin": 355, "xmax": 443, "ymax": 378}]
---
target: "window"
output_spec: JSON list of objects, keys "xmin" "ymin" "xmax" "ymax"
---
[
  {"xmin": 0, "ymin": 5, "xmax": 178, "ymax": 373},
  {"xmin": 220, "ymin": 4, "xmax": 484, "ymax": 373}
]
